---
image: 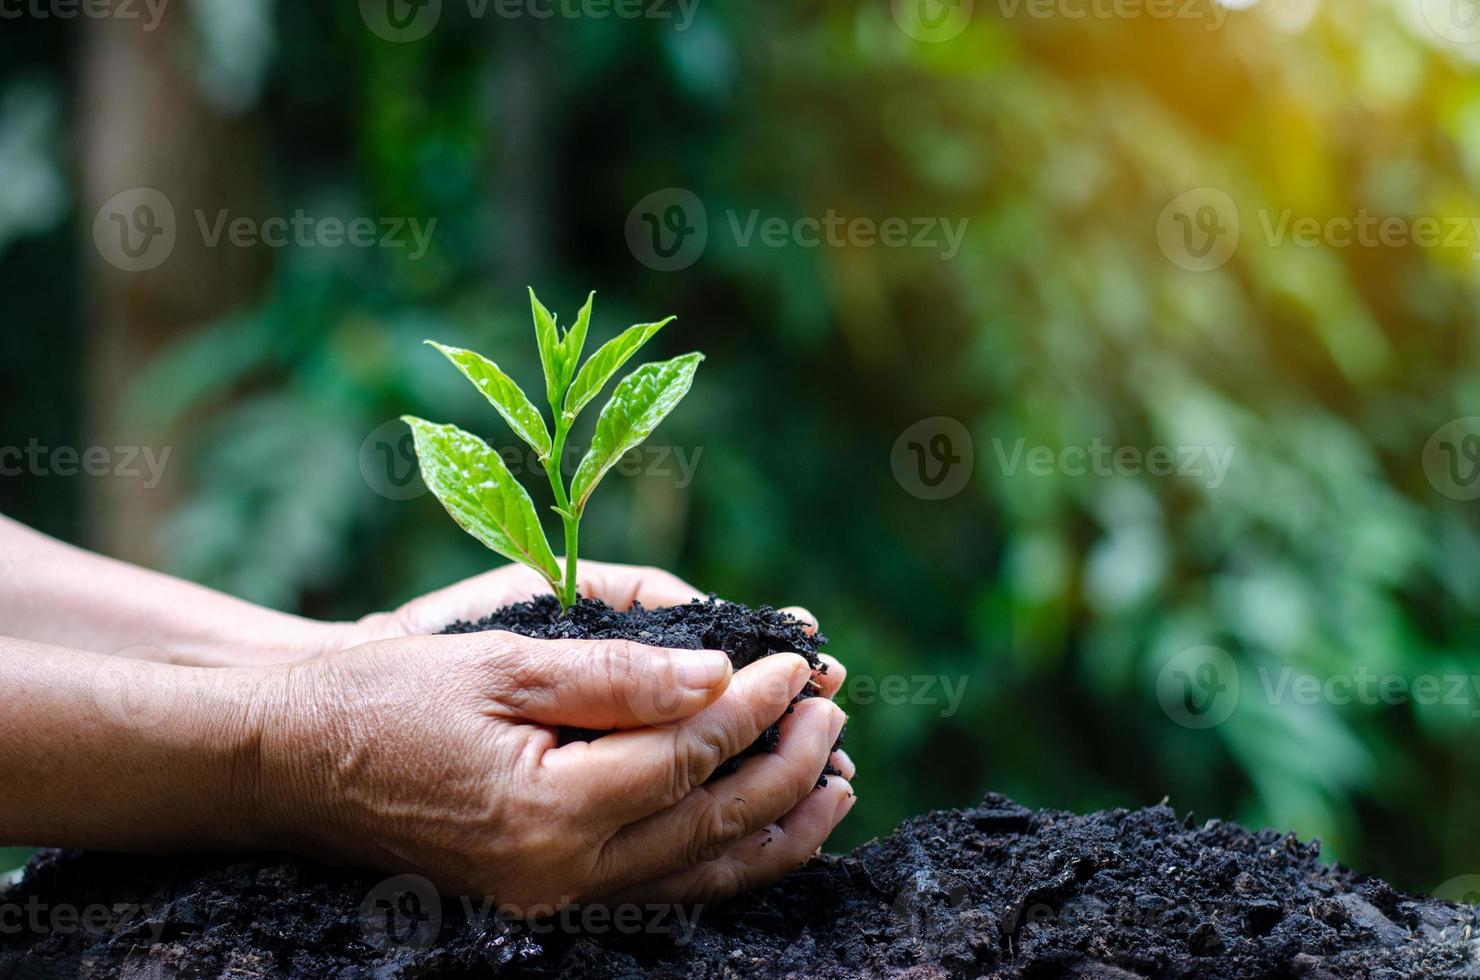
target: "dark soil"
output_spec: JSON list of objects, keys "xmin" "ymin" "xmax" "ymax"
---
[
  {"xmin": 441, "ymin": 595, "xmax": 841, "ymax": 780},
  {"xmin": 4, "ymin": 795, "xmax": 1478, "ymax": 978},
  {"xmin": 3, "ymin": 599, "xmax": 1477, "ymax": 978}
]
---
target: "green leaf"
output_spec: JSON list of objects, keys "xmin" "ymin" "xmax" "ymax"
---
[
  {"xmin": 529, "ymin": 287, "xmax": 564, "ymax": 410},
  {"xmin": 570, "ymin": 352, "xmax": 704, "ymax": 511},
  {"xmin": 426, "ymin": 341, "xmax": 552, "ymax": 460},
  {"xmin": 563, "ymin": 316, "xmax": 675, "ymax": 422},
  {"xmin": 558, "ymin": 291, "xmax": 596, "ymax": 386},
  {"xmin": 402, "ymin": 416, "xmax": 561, "ymax": 585}
]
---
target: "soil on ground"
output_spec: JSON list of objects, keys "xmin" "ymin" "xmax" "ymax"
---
[{"xmin": 2, "ymin": 598, "xmax": 1477, "ymax": 978}]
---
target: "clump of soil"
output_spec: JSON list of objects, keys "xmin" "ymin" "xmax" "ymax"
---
[
  {"xmin": 4, "ymin": 795, "xmax": 1478, "ymax": 978},
  {"xmin": 442, "ymin": 595, "xmax": 841, "ymax": 779}
]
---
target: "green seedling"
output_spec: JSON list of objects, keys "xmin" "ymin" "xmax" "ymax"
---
[{"xmin": 403, "ymin": 289, "xmax": 702, "ymax": 611}]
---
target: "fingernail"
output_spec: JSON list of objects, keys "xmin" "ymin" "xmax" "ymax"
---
[
  {"xmin": 834, "ymin": 786, "xmax": 858, "ymax": 820},
  {"xmin": 676, "ymin": 650, "xmax": 731, "ymax": 690},
  {"xmin": 785, "ymin": 654, "xmax": 812, "ymax": 694},
  {"xmin": 826, "ymin": 703, "xmax": 847, "ymax": 744},
  {"xmin": 832, "ymin": 749, "xmax": 856, "ymax": 779}
]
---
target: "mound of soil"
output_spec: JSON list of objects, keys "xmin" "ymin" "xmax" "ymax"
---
[
  {"xmin": 3, "ymin": 599, "xmax": 1477, "ymax": 978},
  {"xmin": 4, "ymin": 795, "xmax": 1478, "ymax": 978}
]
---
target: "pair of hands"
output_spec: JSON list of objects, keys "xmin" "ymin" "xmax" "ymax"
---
[{"xmin": 250, "ymin": 561, "xmax": 855, "ymax": 914}]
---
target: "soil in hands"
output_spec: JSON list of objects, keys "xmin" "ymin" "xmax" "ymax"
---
[{"xmin": 441, "ymin": 595, "xmax": 842, "ymax": 780}]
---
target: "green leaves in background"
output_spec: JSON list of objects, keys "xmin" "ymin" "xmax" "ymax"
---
[
  {"xmin": 426, "ymin": 341, "xmax": 552, "ymax": 460},
  {"xmin": 401, "ymin": 416, "xmax": 560, "ymax": 586},
  {"xmin": 563, "ymin": 316, "xmax": 675, "ymax": 422},
  {"xmin": 571, "ymin": 353, "xmax": 703, "ymax": 511}
]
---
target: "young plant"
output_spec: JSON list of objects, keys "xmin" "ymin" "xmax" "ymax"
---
[{"xmin": 402, "ymin": 289, "xmax": 702, "ymax": 612}]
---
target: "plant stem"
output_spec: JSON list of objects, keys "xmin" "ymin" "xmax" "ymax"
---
[
  {"xmin": 544, "ymin": 424, "xmax": 580, "ymax": 612},
  {"xmin": 559, "ymin": 512, "xmax": 579, "ymax": 609}
]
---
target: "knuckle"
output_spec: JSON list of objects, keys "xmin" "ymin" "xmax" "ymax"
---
[
  {"xmin": 688, "ymin": 789, "xmax": 749, "ymax": 864},
  {"xmin": 674, "ymin": 727, "xmax": 726, "ymax": 796}
]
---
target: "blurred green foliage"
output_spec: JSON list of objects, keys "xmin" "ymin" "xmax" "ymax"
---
[{"xmin": 5, "ymin": 0, "xmax": 1480, "ymax": 894}]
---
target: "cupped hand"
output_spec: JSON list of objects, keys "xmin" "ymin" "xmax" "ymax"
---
[
  {"xmin": 252, "ymin": 629, "xmax": 855, "ymax": 913},
  {"xmin": 348, "ymin": 560, "xmax": 848, "ymax": 705}
]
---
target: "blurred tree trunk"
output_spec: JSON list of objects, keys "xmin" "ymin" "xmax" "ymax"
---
[{"xmin": 77, "ymin": 2, "xmax": 268, "ymax": 566}]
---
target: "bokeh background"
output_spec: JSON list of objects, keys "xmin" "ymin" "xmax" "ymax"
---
[{"xmin": 5, "ymin": 0, "xmax": 1480, "ymax": 898}]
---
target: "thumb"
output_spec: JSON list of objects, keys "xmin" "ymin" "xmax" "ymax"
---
[{"xmin": 482, "ymin": 635, "xmax": 733, "ymax": 729}]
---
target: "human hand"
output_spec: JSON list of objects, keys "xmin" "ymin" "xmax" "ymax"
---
[
  {"xmin": 252, "ymin": 629, "xmax": 855, "ymax": 912},
  {"xmin": 345, "ymin": 560, "xmax": 852, "ymax": 779}
]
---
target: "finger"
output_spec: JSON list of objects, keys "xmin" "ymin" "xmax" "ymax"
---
[
  {"xmin": 809, "ymin": 654, "xmax": 845, "ymax": 700},
  {"xmin": 542, "ymin": 653, "xmax": 812, "ymax": 825},
  {"xmin": 479, "ymin": 633, "xmax": 731, "ymax": 729},
  {"xmin": 606, "ymin": 777, "xmax": 856, "ymax": 907},
  {"xmin": 779, "ymin": 606, "xmax": 819, "ymax": 635},
  {"xmin": 593, "ymin": 697, "xmax": 846, "ymax": 886},
  {"xmin": 577, "ymin": 561, "xmax": 704, "ymax": 610},
  {"xmin": 830, "ymin": 749, "xmax": 855, "ymax": 780}
]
